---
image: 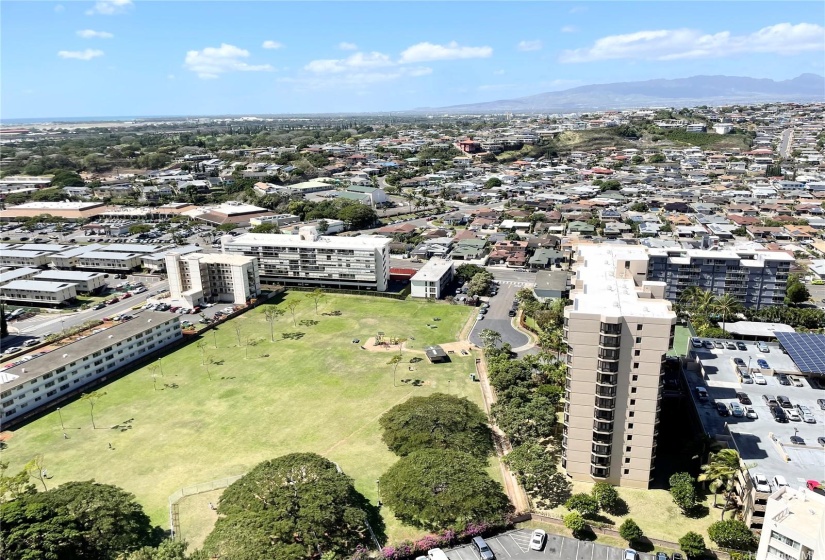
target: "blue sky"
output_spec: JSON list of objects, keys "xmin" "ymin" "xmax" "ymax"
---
[{"xmin": 2, "ymin": 1, "xmax": 823, "ymax": 119}]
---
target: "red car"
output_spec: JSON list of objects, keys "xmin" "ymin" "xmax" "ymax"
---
[{"xmin": 122, "ymin": 292, "xmax": 132, "ymax": 299}]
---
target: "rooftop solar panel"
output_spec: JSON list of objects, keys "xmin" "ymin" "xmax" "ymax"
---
[{"xmin": 774, "ymin": 332, "xmax": 825, "ymax": 375}]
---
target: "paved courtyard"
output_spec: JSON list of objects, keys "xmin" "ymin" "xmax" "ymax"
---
[{"xmin": 445, "ymin": 529, "xmax": 654, "ymax": 560}]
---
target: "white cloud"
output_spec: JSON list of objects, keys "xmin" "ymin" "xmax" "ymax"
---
[
  {"xmin": 58, "ymin": 49, "xmax": 104, "ymax": 60},
  {"xmin": 561, "ymin": 25, "xmax": 578, "ymax": 33},
  {"xmin": 305, "ymin": 51, "xmax": 394, "ymax": 74},
  {"xmin": 560, "ymin": 22, "xmax": 825, "ymax": 63},
  {"xmin": 77, "ymin": 29, "xmax": 114, "ymax": 39},
  {"xmin": 262, "ymin": 40, "xmax": 283, "ymax": 50},
  {"xmin": 517, "ymin": 40, "xmax": 542, "ymax": 52},
  {"xmin": 399, "ymin": 41, "xmax": 492, "ymax": 63},
  {"xmin": 338, "ymin": 42, "xmax": 358, "ymax": 51},
  {"xmin": 54, "ymin": 4, "xmax": 65, "ymax": 12},
  {"xmin": 184, "ymin": 43, "xmax": 274, "ymax": 79},
  {"xmin": 86, "ymin": 0, "xmax": 132, "ymax": 15},
  {"xmin": 168, "ymin": 74, "xmax": 175, "ymax": 80}
]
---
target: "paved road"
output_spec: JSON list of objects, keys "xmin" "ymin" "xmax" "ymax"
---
[
  {"xmin": 779, "ymin": 129, "xmax": 793, "ymax": 159},
  {"xmin": 5, "ymin": 279, "xmax": 168, "ymax": 344},
  {"xmin": 469, "ymin": 282, "xmax": 530, "ymax": 350},
  {"xmin": 445, "ymin": 528, "xmax": 654, "ymax": 560}
]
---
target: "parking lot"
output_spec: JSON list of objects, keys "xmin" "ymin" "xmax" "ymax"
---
[
  {"xmin": 684, "ymin": 338, "xmax": 825, "ymax": 489},
  {"xmin": 445, "ymin": 529, "xmax": 654, "ymax": 560}
]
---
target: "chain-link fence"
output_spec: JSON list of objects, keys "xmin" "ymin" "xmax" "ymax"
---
[{"xmin": 168, "ymin": 475, "xmax": 243, "ymax": 538}]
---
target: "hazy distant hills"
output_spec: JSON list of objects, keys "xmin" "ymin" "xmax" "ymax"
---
[{"xmin": 418, "ymin": 74, "xmax": 825, "ymax": 114}]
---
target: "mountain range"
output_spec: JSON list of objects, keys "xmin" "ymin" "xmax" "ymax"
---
[{"xmin": 417, "ymin": 74, "xmax": 825, "ymax": 114}]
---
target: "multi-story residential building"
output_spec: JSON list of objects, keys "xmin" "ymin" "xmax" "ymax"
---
[
  {"xmin": 756, "ymin": 487, "xmax": 824, "ymax": 560},
  {"xmin": 0, "ymin": 267, "xmax": 39, "ymax": 287},
  {"xmin": 0, "ymin": 279, "xmax": 78, "ymax": 306},
  {"xmin": 74, "ymin": 251, "xmax": 143, "ymax": 272},
  {"xmin": 645, "ymin": 249, "xmax": 793, "ymax": 309},
  {"xmin": 222, "ymin": 227, "xmax": 390, "ymax": 291},
  {"xmin": 0, "ymin": 312, "xmax": 182, "ymax": 425},
  {"xmin": 0, "ymin": 249, "xmax": 53, "ymax": 268},
  {"xmin": 166, "ymin": 252, "xmax": 260, "ymax": 309},
  {"xmin": 562, "ymin": 245, "xmax": 676, "ymax": 488},
  {"xmin": 410, "ymin": 258, "xmax": 454, "ymax": 299}
]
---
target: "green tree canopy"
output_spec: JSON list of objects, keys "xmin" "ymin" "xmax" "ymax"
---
[
  {"xmin": 128, "ymin": 224, "xmax": 152, "ymax": 235},
  {"xmin": 591, "ymin": 482, "xmax": 620, "ymax": 514},
  {"xmin": 679, "ymin": 532, "xmax": 707, "ymax": 559},
  {"xmin": 202, "ymin": 453, "xmax": 371, "ymax": 560},
  {"xmin": 51, "ymin": 170, "xmax": 85, "ymax": 187},
  {"xmin": 0, "ymin": 480, "xmax": 161, "ymax": 560},
  {"xmin": 785, "ymin": 275, "xmax": 810, "ymax": 305},
  {"xmin": 619, "ymin": 518, "xmax": 644, "ymax": 545},
  {"xmin": 337, "ymin": 203, "xmax": 376, "ymax": 229},
  {"xmin": 484, "ymin": 177, "xmax": 502, "ymax": 189},
  {"xmin": 379, "ymin": 393, "xmax": 493, "ymax": 459},
  {"xmin": 249, "ymin": 222, "xmax": 280, "ymax": 234},
  {"xmin": 504, "ymin": 442, "xmax": 571, "ymax": 509},
  {"xmin": 669, "ymin": 472, "xmax": 697, "ymax": 515},
  {"xmin": 378, "ymin": 449, "xmax": 511, "ymax": 531},
  {"xmin": 707, "ymin": 519, "xmax": 757, "ymax": 550},
  {"xmin": 455, "ymin": 264, "xmax": 485, "ymax": 283},
  {"xmin": 565, "ymin": 493, "xmax": 600, "ymax": 518}
]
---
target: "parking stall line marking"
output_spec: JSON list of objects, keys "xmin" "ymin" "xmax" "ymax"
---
[
  {"xmin": 489, "ymin": 537, "xmax": 511, "ymax": 558},
  {"xmin": 508, "ymin": 533, "xmax": 530, "ymax": 553}
]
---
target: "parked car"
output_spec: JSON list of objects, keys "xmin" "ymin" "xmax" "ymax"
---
[
  {"xmin": 770, "ymin": 406, "xmax": 788, "ymax": 423},
  {"xmin": 787, "ymin": 409, "xmax": 802, "ymax": 421},
  {"xmin": 732, "ymin": 357, "xmax": 746, "ymax": 367},
  {"xmin": 703, "ymin": 340, "xmax": 714, "ymax": 349},
  {"xmin": 763, "ymin": 394, "xmax": 778, "ymax": 406},
  {"xmin": 714, "ymin": 340, "xmax": 724, "ymax": 349},
  {"xmin": 729, "ymin": 402, "xmax": 745, "ymax": 417},
  {"xmin": 789, "ymin": 376, "xmax": 804, "ymax": 387},
  {"xmin": 757, "ymin": 359, "xmax": 770, "ymax": 369},
  {"xmin": 757, "ymin": 341, "xmax": 770, "ymax": 352},
  {"xmin": 23, "ymin": 339, "xmax": 40, "ymax": 347},
  {"xmin": 716, "ymin": 402, "xmax": 731, "ymax": 417},
  {"xmin": 796, "ymin": 405, "xmax": 816, "ymax": 424},
  {"xmin": 777, "ymin": 395, "xmax": 793, "ymax": 408},
  {"xmin": 745, "ymin": 406, "xmax": 758, "ymax": 419},
  {"xmin": 777, "ymin": 374, "xmax": 790, "ymax": 385},
  {"xmin": 471, "ymin": 537, "xmax": 495, "ymax": 560},
  {"xmin": 625, "ymin": 550, "xmax": 639, "ymax": 560},
  {"xmin": 819, "ymin": 399, "xmax": 825, "ymax": 410},
  {"xmin": 790, "ymin": 435, "xmax": 805, "ymax": 445},
  {"xmin": 818, "ymin": 437, "xmax": 825, "ymax": 447},
  {"xmin": 736, "ymin": 342, "xmax": 747, "ymax": 351},
  {"xmin": 656, "ymin": 553, "xmax": 669, "ymax": 560},
  {"xmin": 696, "ymin": 387, "xmax": 709, "ymax": 401},
  {"xmin": 691, "ymin": 337, "xmax": 702, "ymax": 348},
  {"xmin": 3, "ymin": 347, "xmax": 22, "ymax": 355},
  {"xmin": 736, "ymin": 392, "xmax": 752, "ymax": 405},
  {"xmin": 530, "ymin": 530, "xmax": 546, "ymax": 551},
  {"xmin": 725, "ymin": 342, "xmax": 736, "ymax": 350},
  {"xmin": 752, "ymin": 372, "xmax": 767, "ymax": 385},
  {"xmin": 752, "ymin": 474, "xmax": 771, "ymax": 492}
]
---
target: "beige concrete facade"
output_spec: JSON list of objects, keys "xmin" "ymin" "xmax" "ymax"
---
[
  {"xmin": 562, "ymin": 245, "xmax": 676, "ymax": 488},
  {"xmin": 756, "ymin": 487, "xmax": 824, "ymax": 560}
]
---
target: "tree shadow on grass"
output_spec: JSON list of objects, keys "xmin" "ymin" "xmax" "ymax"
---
[
  {"xmin": 350, "ymin": 488, "xmax": 386, "ymax": 545},
  {"xmin": 282, "ymin": 332, "xmax": 305, "ymax": 340},
  {"xmin": 687, "ymin": 503, "xmax": 710, "ymax": 519},
  {"xmin": 576, "ymin": 527, "xmax": 597, "ymax": 542},
  {"xmin": 606, "ymin": 497, "xmax": 629, "ymax": 516}
]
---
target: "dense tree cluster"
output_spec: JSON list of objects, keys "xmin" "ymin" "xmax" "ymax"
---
[
  {"xmin": 201, "ymin": 453, "xmax": 372, "ymax": 560},
  {"xmin": 0, "ymin": 480, "xmax": 162, "ymax": 560},
  {"xmin": 379, "ymin": 394, "xmax": 493, "ymax": 459}
]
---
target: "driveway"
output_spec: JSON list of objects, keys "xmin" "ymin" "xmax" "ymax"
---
[
  {"xmin": 445, "ymin": 529, "xmax": 652, "ymax": 560},
  {"xmin": 469, "ymin": 282, "xmax": 530, "ymax": 350}
]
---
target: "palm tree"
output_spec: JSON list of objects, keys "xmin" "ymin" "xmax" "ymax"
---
[
  {"xmin": 712, "ymin": 294, "xmax": 743, "ymax": 333},
  {"xmin": 698, "ymin": 449, "xmax": 750, "ymax": 518},
  {"xmin": 693, "ymin": 290, "xmax": 716, "ymax": 318}
]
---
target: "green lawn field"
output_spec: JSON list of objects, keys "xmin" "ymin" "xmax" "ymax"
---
[{"xmin": 2, "ymin": 292, "xmax": 488, "ymax": 546}]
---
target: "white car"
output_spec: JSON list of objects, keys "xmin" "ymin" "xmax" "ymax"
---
[
  {"xmin": 3, "ymin": 347, "xmax": 22, "ymax": 355},
  {"xmin": 786, "ymin": 409, "xmax": 801, "ymax": 422},
  {"xmin": 530, "ymin": 529, "xmax": 547, "ymax": 551},
  {"xmin": 745, "ymin": 406, "xmax": 758, "ymax": 419},
  {"xmin": 752, "ymin": 474, "xmax": 771, "ymax": 493},
  {"xmin": 796, "ymin": 405, "xmax": 816, "ymax": 424},
  {"xmin": 751, "ymin": 372, "xmax": 767, "ymax": 385},
  {"xmin": 729, "ymin": 402, "xmax": 745, "ymax": 417}
]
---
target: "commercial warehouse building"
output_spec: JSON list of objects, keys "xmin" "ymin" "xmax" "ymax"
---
[
  {"xmin": 222, "ymin": 227, "xmax": 391, "ymax": 291},
  {"xmin": 562, "ymin": 245, "xmax": 676, "ymax": 488},
  {"xmin": 166, "ymin": 252, "xmax": 260, "ymax": 309},
  {"xmin": 0, "ymin": 312, "xmax": 182, "ymax": 425}
]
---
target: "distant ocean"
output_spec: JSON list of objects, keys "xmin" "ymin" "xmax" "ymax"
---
[{"xmin": 1, "ymin": 116, "xmax": 178, "ymax": 125}]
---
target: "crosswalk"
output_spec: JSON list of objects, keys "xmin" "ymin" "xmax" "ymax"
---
[{"xmin": 9, "ymin": 314, "xmax": 65, "ymax": 334}]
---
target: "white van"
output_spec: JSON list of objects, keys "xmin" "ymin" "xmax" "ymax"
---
[{"xmin": 772, "ymin": 475, "xmax": 789, "ymax": 488}]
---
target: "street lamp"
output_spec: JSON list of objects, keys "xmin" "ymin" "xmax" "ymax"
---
[
  {"xmin": 746, "ymin": 355, "xmax": 752, "ymax": 373},
  {"xmin": 57, "ymin": 407, "xmax": 65, "ymax": 430},
  {"xmin": 376, "ymin": 479, "xmax": 381, "ymax": 506}
]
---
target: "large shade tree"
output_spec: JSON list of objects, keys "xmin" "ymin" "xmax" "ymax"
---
[
  {"xmin": 201, "ymin": 453, "xmax": 371, "ymax": 560},
  {"xmin": 379, "ymin": 449, "xmax": 512, "ymax": 531},
  {"xmin": 379, "ymin": 393, "xmax": 493, "ymax": 459}
]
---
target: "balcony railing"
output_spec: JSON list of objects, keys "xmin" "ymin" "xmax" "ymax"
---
[
  {"xmin": 590, "ymin": 465, "xmax": 610, "ymax": 478},
  {"xmin": 592, "ymin": 443, "xmax": 612, "ymax": 456},
  {"xmin": 594, "ymin": 410, "xmax": 614, "ymax": 421},
  {"xmin": 597, "ymin": 373, "xmax": 618, "ymax": 386},
  {"xmin": 595, "ymin": 397, "xmax": 616, "ymax": 410},
  {"xmin": 600, "ymin": 322, "xmax": 622, "ymax": 335},
  {"xmin": 597, "ymin": 361, "xmax": 619, "ymax": 373},
  {"xmin": 591, "ymin": 455, "xmax": 611, "ymax": 467},
  {"xmin": 599, "ymin": 335, "xmax": 621, "ymax": 348},
  {"xmin": 596, "ymin": 385, "xmax": 617, "ymax": 397},
  {"xmin": 592, "ymin": 432, "xmax": 611, "ymax": 444},
  {"xmin": 593, "ymin": 420, "xmax": 614, "ymax": 433},
  {"xmin": 598, "ymin": 348, "xmax": 620, "ymax": 360}
]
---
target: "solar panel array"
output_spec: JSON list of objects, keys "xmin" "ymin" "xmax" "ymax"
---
[{"xmin": 774, "ymin": 332, "xmax": 825, "ymax": 374}]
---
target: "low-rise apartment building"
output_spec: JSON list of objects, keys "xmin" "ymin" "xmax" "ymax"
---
[
  {"xmin": 222, "ymin": 227, "xmax": 391, "ymax": 291},
  {"xmin": 0, "ymin": 279, "xmax": 78, "ymax": 306},
  {"xmin": 166, "ymin": 252, "xmax": 260, "ymax": 309},
  {"xmin": 410, "ymin": 258, "xmax": 454, "ymax": 299},
  {"xmin": 0, "ymin": 267, "xmax": 40, "ymax": 287},
  {"xmin": 0, "ymin": 250, "xmax": 53, "ymax": 268},
  {"xmin": 563, "ymin": 245, "xmax": 676, "ymax": 488},
  {"xmin": 75, "ymin": 251, "xmax": 143, "ymax": 272},
  {"xmin": 0, "ymin": 312, "xmax": 182, "ymax": 425},
  {"xmin": 33, "ymin": 270, "xmax": 107, "ymax": 294},
  {"xmin": 756, "ymin": 487, "xmax": 824, "ymax": 560}
]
